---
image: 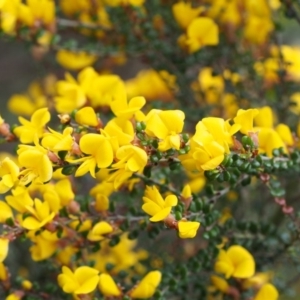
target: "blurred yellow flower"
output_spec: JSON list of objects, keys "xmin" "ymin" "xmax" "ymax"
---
[
  {"xmin": 254, "ymin": 283, "xmax": 279, "ymax": 300},
  {"xmin": 172, "ymin": 2, "xmax": 204, "ymax": 29},
  {"xmin": 215, "ymin": 245, "xmax": 255, "ymax": 279},
  {"xmin": 58, "ymin": 266, "xmax": 99, "ymax": 294},
  {"xmin": 186, "ymin": 17, "xmax": 219, "ymax": 53},
  {"xmin": 87, "ymin": 221, "xmax": 113, "ymax": 241},
  {"xmin": 0, "ymin": 238, "xmax": 9, "ymax": 262},
  {"xmin": 129, "ymin": 270, "xmax": 162, "ymax": 299},
  {"xmin": 75, "ymin": 106, "xmax": 99, "ymax": 127},
  {"xmin": 14, "ymin": 107, "xmax": 51, "ymax": 144},
  {"xmin": 98, "ymin": 273, "xmax": 122, "ymax": 296},
  {"xmin": 56, "ymin": 50, "xmax": 98, "ymax": 70}
]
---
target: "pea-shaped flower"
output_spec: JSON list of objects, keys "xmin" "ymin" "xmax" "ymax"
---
[
  {"xmin": 58, "ymin": 266, "xmax": 99, "ymax": 295},
  {"xmin": 0, "ymin": 157, "xmax": 19, "ymax": 194},
  {"xmin": 73, "ymin": 133, "xmax": 114, "ymax": 178},
  {"xmin": 215, "ymin": 245, "xmax": 255, "ymax": 279},
  {"xmin": 142, "ymin": 186, "xmax": 177, "ymax": 222},
  {"xmin": 254, "ymin": 283, "xmax": 279, "ymax": 300},
  {"xmin": 129, "ymin": 270, "xmax": 162, "ymax": 299},
  {"xmin": 145, "ymin": 109, "xmax": 185, "ymax": 151},
  {"xmin": 87, "ymin": 221, "xmax": 113, "ymax": 241},
  {"xmin": 178, "ymin": 220, "xmax": 200, "ymax": 238}
]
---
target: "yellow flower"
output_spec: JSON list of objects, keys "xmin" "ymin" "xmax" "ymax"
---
[
  {"xmin": 58, "ymin": 266, "xmax": 100, "ymax": 295},
  {"xmin": 42, "ymin": 127, "xmax": 74, "ymax": 152},
  {"xmin": 0, "ymin": 201, "xmax": 13, "ymax": 222},
  {"xmin": 28, "ymin": 230, "xmax": 58, "ymax": 261},
  {"xmin": 98, "ymin": 273, "xmax": 122, "ymax": 296},
  {"xmin": 244, "ymin": 15, "xmax": 274, "ymax": 45},
  {"xmin": 186, "ymin": 17, "xmax": 219, "ymax": 53},
  {"xmin": 0, "ymin": 262, "xmax": 8, "ymax": 280},
  {"xmin": 210, "ymin": 275, "xmax": 229, "ymax": 293},
  {"xmin": 145, "ymin": 109, "xmax": 185, "ymax": 151},
  {"xmin": 129, "ymin": 270, "xmax": 162, "ymax": 299},
  {"xmin": 142, "ymin": 186, "xmax": 177, "ymax": 222},
  {"xmin": 0, "ymin": 0, "xmax": 20, "ymax": 34},
  {"xmin": 75, "ymin": 107, "xmax": 99, "ymax": 127},
  {"xmin": 111, "ymin": 95, "xmax": 146, "ymax": 120},
  {"xmin": 94, "ymin": 194, "xmax": 109, "ymax": 212},
  {"xmin": 8, "ymin": 81, "xmax": 48, "ymax": 116},
  {"xmin": 54, "ymin": 179, "xmax": 75, "ymax": 207},
  {"xmin": 87, "ymin": 221, "xmax": 113, "ymax": 241},
  {"xmin": 215, "ymin": 245, "xmax": 255, "ymax": 279},
  {"xmin": 0, "ymin": 157, "xmax": 19, "ymax": 194},
  {"xmin": 172, "ymin": 2, "xmax": 204, "ymax": 29},
  {"xmin": 22, "ymin": 198, "xmax": 55, "ymax": 230},
  {"xmin": 55, "ymin": 73, "xmax": 86, "ymax": 113},
  {"xmin": 73, "ymin": 133, "xmax": 114, "ymax": 178},
  {"xmin": 112, "ymin": 145, "xmax": 147, "ymax": 173},
  {"xmin": 17, "ymin": 139, "xmax": 53, "ymax": 185},
  {"xmin": 5, "ymin": 187, "xmax": 33, "ymax": 213},
  {"xmin": 19, "ymin": 0, "xmax": 55, "ymax": 27},
  {"xmin": 178, "ymin": 220, "xmax": 200, "ymax": 238},
  {"xmin": 14, "ymin": 107, "xmax": 50, "ymax": 144},
  {"xmin": 104, "ymin": 0, "xmax": 145, "ymax": 6},
  {"xmin": 233, "ymin": 109, "xmax": 259, "ymax": 134},
  {"xmin": 254, "ymin": 106, "xmax": 274, "ymax": 128},
  {"xmin": 102, "ymin": 117, "xmax": 134, "ymax": 147},
  {"xmin": 56, "ymin": 50, "xmax": 98, "ymax": 70},
  {"xmin": 85, "ymin": 73, "xmax": 127, "ymax": 108},
  {"xmin": 254, "ymin": 283, "xmax": 279, "ymax": 300},
  {"xmin": 0, "ymin": 238, "xmax": 9, "ymax": 262}
]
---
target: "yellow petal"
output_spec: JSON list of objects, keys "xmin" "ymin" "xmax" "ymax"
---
[
  {"xmin": 98, "ymin": 273, "xmax": 121, "ymax": 296},
  {"xmin": 130, "ymin": 271, "xmax": 162, "ymax": 299}
]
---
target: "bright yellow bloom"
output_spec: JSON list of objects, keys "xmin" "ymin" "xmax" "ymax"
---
[
  {"xmin": 5, "ymin": 186, "xmax": 33, "ymax": 213},
  {"xmin": 87, "ymin": 221, "xmax": 113, "ymax": 241},
  {"xmin": 74, "ymin": 133, "xmax": 114, "ymax": 178},
  {"xmin": 186, "ymin": 17, "xmax": 219, "ymax": 53},
  {"xmin": 98, "ymin": 273, "xmax": 122, "ymax": 296},
  {"xmin": 0, "ymin": 157, "xmax": 19, "ymax": 194},
  {"xmin": 14, "ymin": 108, "xmax": 50, "ymax": 144},
  {"xmin": 254, "ymin": 106, "xmax": 274, "ymax": 128},
  {"xmin": 75, "ymin": 107, "xmax": 99, "ymax": 127},
  {"xmin": 0, "ymin": 238, "xmax": 9, "ymax": 262},
  {"xmin": 112, "ymin": 145, "xmax": 147, "ymax": 173},
  {"xmin": 85, "ymin": 73, "xmax": 126, "ymax": 108},
  {"xmin": 0, "ymin": 201, "xmax": 13, "ymax": 222},
  {"xmin": 19, "ymin": 0, "xmax": 55, "ymax": 27},
  {"xmin": 102, "ymin": 117, "xmax": 134, "ymax": 147},
  {"xmin": 254, "ymin": 283, "xmax": 279, "ymax": 300},
  {"xmin": 172, "ymin": 2, "xmax": 204, "ymax": 29},
  {"xmin": 58, "ymin": 266, "xmax": 100, "ymax": 294},
  {"xmin": 178, "ymin": 220, "xmax": 200, "ymax": 238},
  {"xmin": 111, "ymin": 95, "xmax": 146, "ymax": 120},
  {"xmin": 215, "ymin": 245, "xmax": 255, "ymax": 279},
  {"xmin": 145, "ymin": 109, "xmax": 185, "ymax": 151},
  {"xmin": 0, "ymin": 0, "xmax": 20, "ymax": 34},
  {"xmin": 42, "ymin": 127, "xmax": 74, "ymax": 152},
  {"xmin": 54, "ymin": 179, "xmax": 75, "ymax": 206},
  {"xmin": 22, "ymin": 198, "xmax": 55, "ymax": 230},
  {"xmin": 142, "ymin": 186, "xmax": 177, "ymax": 222},
  {"xmin": 55, "ymin": 73, "xmax": 86, "ymax": 113},
  {"xmin": 56, "ymin": 50, "xmax": 98, "ymax": 70},
  {"xmin": 17, "ymin": 140, "xmax": 53, "ymax": 185},
  {"xmin": 22, "ymin": 280, "xmax": 32, "ymax": 290},
  {"xmin": 234, "ymin": 109, "xmax": 259, "ymax": 134},
  {"xmin": 126, "ymin": 69, "xmax": 175, "ymax": 102},
  {"xmin": 28, "ymin": 230, "xmax": 58, "ymax": 261},
  {"xmin": 129, "ymin": 271, "xmax": 162, "ymax": 299}
]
